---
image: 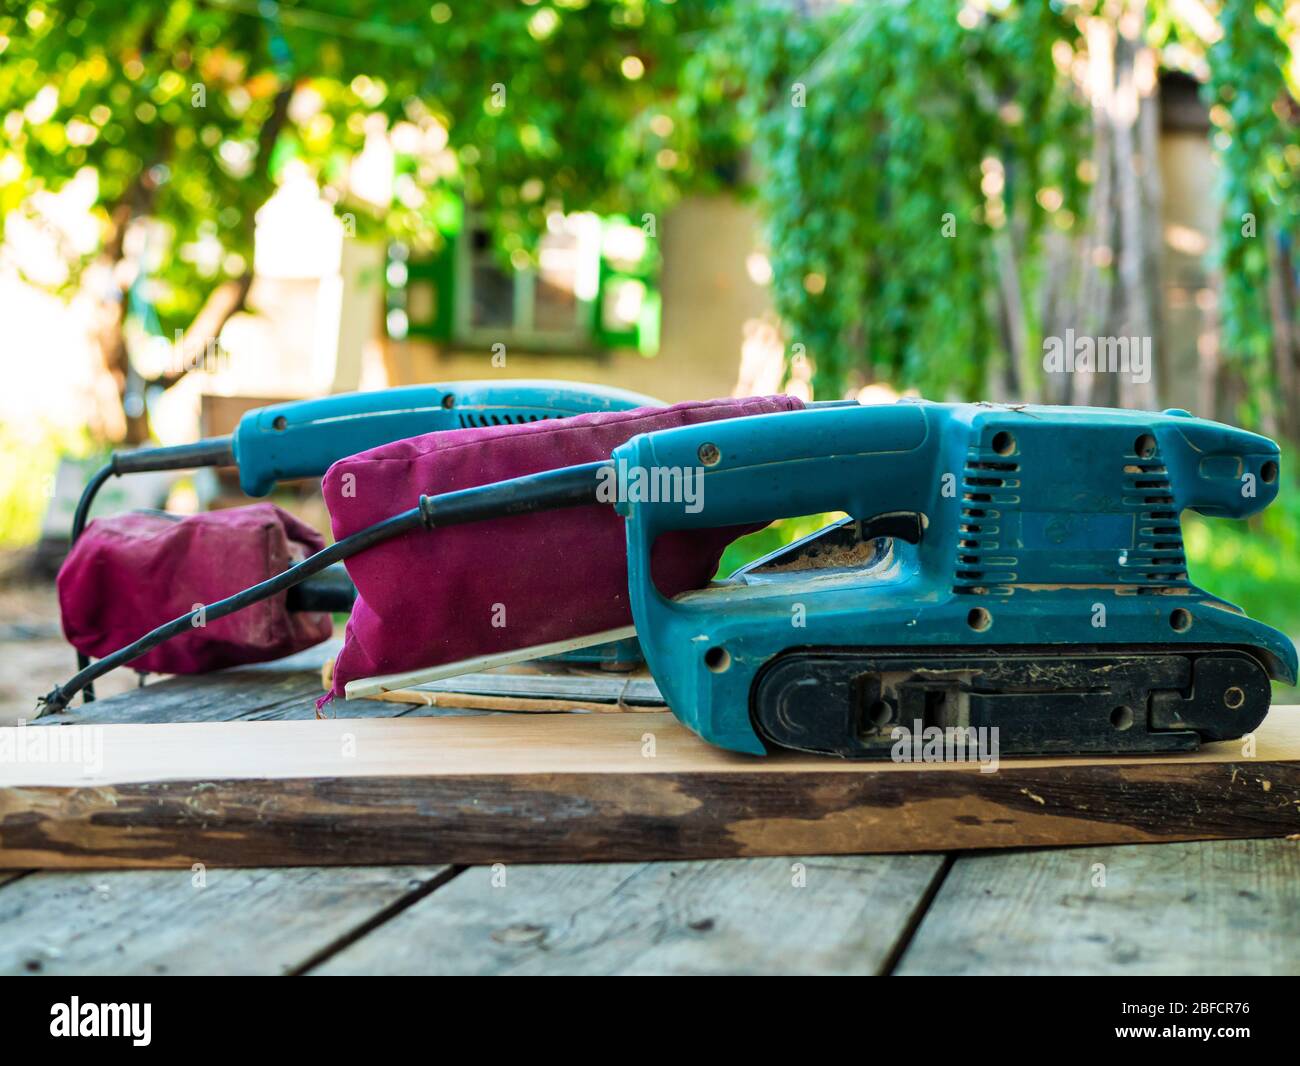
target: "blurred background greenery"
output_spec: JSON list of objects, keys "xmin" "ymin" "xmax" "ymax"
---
[{"xmin": 1, "ymin": 0, "xmax": 1299, "ymax": 651}]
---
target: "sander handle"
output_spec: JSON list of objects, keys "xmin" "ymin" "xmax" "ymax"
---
[{"xmin": 232, "ymin": 380, "xmax": 659, "ymax": 496}]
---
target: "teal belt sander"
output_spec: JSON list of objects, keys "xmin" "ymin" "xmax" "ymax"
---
[
  {"xmin": 68, "ymin": 379, "xmax": 658, "ymax": 698},
  {"xmin": 73, "ymin": 378, "xmax": 659, "ymax": 522},
  {"xmin": 46, "ymin": 400, "xmax": 1296, "ymax": 759}
]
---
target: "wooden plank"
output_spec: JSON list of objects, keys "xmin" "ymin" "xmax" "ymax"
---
[
  {"xmin": 896, "ymin": 838, "xmax": 1300, "ymax": 976},
  {"xmin": 37, "ymin": 644, "xmax": 599, "ymax": 726},
  {"xmin": 0, "ymin": 864, "xmax": 454, "ymax": 976},
  {"xmin": 311, "ymin": 855, "xmax": 945, "ymax": 976},
  {"xmin": 4, "ymin": 707, "xmax": 1300, "ymax": 869},
  {"xmin": 34, "ymin": 644, "xmax": 342, "ymax": 726}
]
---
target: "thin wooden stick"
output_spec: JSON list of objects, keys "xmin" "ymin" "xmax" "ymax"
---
[
  {"xmin": 343, "ymin": 625, "xmax": 639, "ymax": 699},
  {"xmin": 322, "ymin": 659, "xmax": 665, "ymax": 714},
  {"xmin": 357, "ymin": 687, "xmax": 666, "ymax": 715}
]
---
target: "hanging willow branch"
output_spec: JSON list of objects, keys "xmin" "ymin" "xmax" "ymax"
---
[{"xmin": 717, "ymin": 0, "xmax": 1089, "ymax": 399}]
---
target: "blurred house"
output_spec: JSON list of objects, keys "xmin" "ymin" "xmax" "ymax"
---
[
  {"xmin": 184, "ymin": 188, "xmax": 777, "ymax": 456},
  {"xmin": 381, "ymin": 196, "xmax": 774, "ymax": 403},
  {"xmin": 219, "ymin": 75, "xmax": 1225, "ymax": 421}
]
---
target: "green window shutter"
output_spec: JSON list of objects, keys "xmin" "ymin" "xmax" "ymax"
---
[
  {"xmin": 405, "ymin": 228, "xmax": 457, "ymax": 342},
  {"xmin": 387, "ymin": 198, "xmax": 463, "ymax": 343},
  {"xmin": 594, "ymin": 216, "xmax": 661, "ymax": 356}
]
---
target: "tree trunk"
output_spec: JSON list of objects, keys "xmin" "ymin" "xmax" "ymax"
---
[
  {"xmin": 994, "ymin": 230, "xmax": 1027, "ymax": 400},
  {"xmin": 1266, "ymin": 231, "xmax": 1298, "ymax": 441},
  {"xmin": 94, "ymin": 178, "xmax": 158, "ymax": 444},
  {"xmin": 92, "ymin": 85, "xmax": 293, "ymax": 444},
  {"xmin": 1067, "ymin": 1, "xmax": 1164, "ymax": 411},
  {"xmin": 1197, "ymin": 273, "xmax": 1221, "ymax": 422},
  {"xmin": 1072, "ymin": 13, "xmax": 1118, "ymax": 408},
  {"xmin": 1114, "ymin": 9, "xmax": 1162, "ymax": 412}
]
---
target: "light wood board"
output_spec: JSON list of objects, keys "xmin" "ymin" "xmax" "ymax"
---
[{"xmin": 3, "ymin": 707, "xmax": 1299, "ymax": 869}]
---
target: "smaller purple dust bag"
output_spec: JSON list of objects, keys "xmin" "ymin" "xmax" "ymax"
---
[
  {"xmin": 58, "ymin": 503, "xmax": 333, "ymax": 675},
  {"xmin": 323, "ymin": 396, "xmax": 803, "ymax": 700}
]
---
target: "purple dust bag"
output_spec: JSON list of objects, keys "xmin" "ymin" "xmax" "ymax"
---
[
  {"xmin": 57, "ymin": 503, "xmax": 333, "ymax": 675},
  {"xmin": 323, "ymin": 395, "xmax": 803, "ymax": 700}
]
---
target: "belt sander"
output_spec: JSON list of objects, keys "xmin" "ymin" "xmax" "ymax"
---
[
  {"xmin": 45, "ymin": 400, "xmax": 1296, "ymax": 759},
  {"xmin": 64, "ymin": 379, "xmax": 659, "ymax": 698},
  {"xmin": 74, "ymin": 378, "xmax": 660, "ymax": 514}
]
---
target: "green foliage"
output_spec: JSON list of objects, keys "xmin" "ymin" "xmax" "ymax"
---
[
  {"xmin": 715, "ymin": 0, "xmax": 1087, "ymax": 397},
  {"xmin": 715, "ymin": 511, "xmax": 845, "ymax": 578},
  {"xmin": 8, "ymin": 0, "xmax": 1291, "ymax": 409},
  {"xmin": 1184, "ymin": 482, "xmax": 1300, "ymax": 635},
  {"xmin": 0, "ymin": 0, "xmax": 735, "ymax": 333},
  {"xmin": 710, "ymin": 0, "xmax": 1297, "ymax": 405},
  {"xmin": 3, "ymin": 0, "xmax": 292, "ymax": 327},
  {"xmin": 1199, "ymin": 0, "xmax": 1297, "ymax": 424},
  {"xmin": 425, "ymin": 1, "xmax": 734, "ymax": 258},
  {"xmin": 1184, "ymin": 479, "xmax": 1300, "ymax": 695},
  {"xmin": 0, "ymin": 420, "xmax": 88, "ymax": 546}
]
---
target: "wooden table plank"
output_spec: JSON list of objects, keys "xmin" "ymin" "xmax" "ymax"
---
[
  {"xmin": 310, "ymin": 855, "xmax": 945, "ymax": 976},
  {"xmin": 896, "ymin": 838, "xmax": 1300, "ymax": 976},
  {"xmin": 0, "ymin": 864, "xmax": 454, "ymax": 976},
  {"xmin": 5, "ymin": 708, "xmax": 1300, "ymax": 869},
  {"xmin": 34, "ymin": 645, "xmax": 341, "ymax": 726},
  {"xmin": 18, "ymin": 653, "xmax": 1300, "ymax": 976},
  {"xmin": 35, "ymin": 644, "xmax": 503, "ymax": 726}
]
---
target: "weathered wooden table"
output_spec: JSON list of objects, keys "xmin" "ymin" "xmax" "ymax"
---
[{"xmin": 4, "ymin": 646, "xmax": 1298, "ymax": 976}]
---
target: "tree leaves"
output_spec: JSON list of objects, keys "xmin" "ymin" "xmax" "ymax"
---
[
  {"xmin": 716, "ymin": 0, "xmax": 1086, "ymax": 398},
  {"xmin": 0, "ymin": 0, "xmax": 735, "ymax": 333}
]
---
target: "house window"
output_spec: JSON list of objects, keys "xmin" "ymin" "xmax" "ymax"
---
[
  {"xmin": 386, "ymin": 209, "xmax": 660, "ymax": 356},
  {"xmin": 455, "ymin": 212, "xmax": 601, "ymax": 350}
]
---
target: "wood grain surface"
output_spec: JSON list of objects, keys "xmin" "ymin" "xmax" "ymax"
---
[
  {"xmin": 897, "ymin": 838, "xmax": 1300, "ymax": 975},
  {"xmin": 310, "ymin": 855, "xmax": 946, "ymax": 976},
  {"xmin": 0, "ymin": 864, "xmax": 452, "ymax": 976},
  {"xmin": 3, "ymin": 705, "xmax": 1298, "ymax": 869}
]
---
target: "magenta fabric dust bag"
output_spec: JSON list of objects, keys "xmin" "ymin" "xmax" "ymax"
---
[
  {"xmin": 322, "ymin": 395, "xmax": 804, "ymax": 700},
  {"xmin": 57, "ymin": 503, "xmax": 333, "ymax": 675}
]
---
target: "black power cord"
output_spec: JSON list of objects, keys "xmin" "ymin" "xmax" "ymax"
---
[
  {"xmin": 69, "ymin": 462, "xmax": 115, "ymax": 702},
  {"xmin": 40, "ymin": 461, "xmax": 608, "ymax": 716},
  {"xmin": 67, "ymin": 438, "xmax": 239, "ymax": 702}
]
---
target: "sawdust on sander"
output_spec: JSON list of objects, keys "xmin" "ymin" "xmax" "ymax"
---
[{"xmin": 751, "ymin": 537, "xmax": 886, "ymax": 573}]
